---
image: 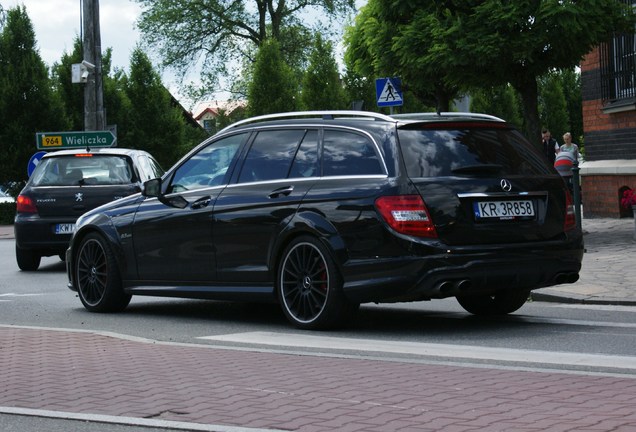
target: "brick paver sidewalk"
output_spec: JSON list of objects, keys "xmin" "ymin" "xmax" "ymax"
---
[{"xmin": 2, "ymin": 327, "xmax": 635, "ymax": 432}]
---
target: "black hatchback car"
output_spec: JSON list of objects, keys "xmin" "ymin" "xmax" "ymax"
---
[
  {"xmin": 66, "ymin": 111, "xmax": 583, "ymax": 329},
  {"xmin": 15, "ymin": 148, "xmax": 164, "ymax": 271}
]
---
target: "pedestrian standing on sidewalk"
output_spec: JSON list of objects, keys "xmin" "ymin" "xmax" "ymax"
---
[
  {"xmin": 555, "ymin": 132, "xmax": 579, "ymax": 193},
  {"xmin": 559, "ymin": 132, "xmax": 580, "ymax": 161},
  {"xmin": 542, "ymin": 129, "xmax": 559, "ymax": 164}
]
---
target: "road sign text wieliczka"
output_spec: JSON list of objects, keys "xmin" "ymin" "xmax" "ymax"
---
[{"xmin": 36, "ymin": 131, "xmax": 116, "ymax": 150}]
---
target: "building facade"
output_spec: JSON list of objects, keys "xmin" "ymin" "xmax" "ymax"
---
[{"xmin": 580, "ymin": 7, "xmax": 636, "ymax": 218}]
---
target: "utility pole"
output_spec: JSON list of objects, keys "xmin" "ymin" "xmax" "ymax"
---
[{"xmin": 82, "ymin": 0, "xmax": 105, "ymax": 131}]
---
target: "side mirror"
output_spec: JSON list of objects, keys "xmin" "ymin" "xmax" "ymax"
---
[
  {"xmin": 142, "ymin": 177, "xmax": 189, "ymax": 209},
  {"xmin": 143, "ymin": 178, "xmax": 161, "ymax": 197}
]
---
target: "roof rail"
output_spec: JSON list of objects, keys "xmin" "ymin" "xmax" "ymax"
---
[
  {"xmin": 218, "ymin": 110, "xmax": 396, "ymax": 134},
  {"xmin": 391, "ymin": 112, "xmax": 506, "ymax": 122}
]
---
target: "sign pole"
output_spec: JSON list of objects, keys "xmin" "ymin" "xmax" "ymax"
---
[{"xmin": 82, "ymin": 0, "xmax": 105, "ymax": 131}]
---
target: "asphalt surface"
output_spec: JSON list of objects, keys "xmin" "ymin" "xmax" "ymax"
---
[
  {"xmin": 2, "ymin": 216, "xmax": 635, "ymax": 305},
  {"xmin": 1, "ymin": 218, "xmax": 635, "ymax": 431}
]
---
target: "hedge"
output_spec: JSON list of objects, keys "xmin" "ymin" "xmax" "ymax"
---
[{"xmin": 0, "ymin": 202, "xmax": 16, "ymax": 225}]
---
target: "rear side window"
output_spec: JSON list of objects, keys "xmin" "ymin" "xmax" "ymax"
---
[
  {"xmin": 30, "ymin": 155, "xmax": 136, "ymax": 186},
  {"xmin": 398, "ymin": 126, "xmax": 552, "ymax": 177},
  {"xmin": 322, "ymin": 130, "xmax": 384, "ymax": 176},
  {"xmin": 238, "ymin": 130, "xmax": 307, "ymax": 183}
]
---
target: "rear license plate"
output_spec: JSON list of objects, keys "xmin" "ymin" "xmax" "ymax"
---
[
  {"xmin": 473, "ymin": 200, "xmax": 535, "ymax": 220},
  {"xmin": 54, "ymin": 223, "xmax": 75, "ymax": 234}
]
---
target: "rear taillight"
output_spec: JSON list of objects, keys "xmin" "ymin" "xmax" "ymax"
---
[
  {"xmin": 375, "ymin": 195, "xmax": 437, "ymax": 238},
  {"xmin": 564, "ymin": 191, "xmax": 576, "ymax": 231},
  {"xmin": 16, "ymin": 195, "xmax": 37, "ymax": 214}
]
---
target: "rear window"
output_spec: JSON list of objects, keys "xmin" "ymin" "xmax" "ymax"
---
[
  {"xmin": 398, "ymin": 126, "xmax": 552, "ymax": 177},
  {"xmin": 30, "ymin": 155, "xmax": 136, "ymax": 186}
]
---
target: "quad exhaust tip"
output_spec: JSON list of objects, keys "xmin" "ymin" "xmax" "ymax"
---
[{"xmin": 437, "ymin": 279, "xmax": 472, "ymax": 294}]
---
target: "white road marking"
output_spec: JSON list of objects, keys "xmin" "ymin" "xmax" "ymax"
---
[{"xmin": 199, "ymin": 331, "xmax": 636, "ymax": 371}]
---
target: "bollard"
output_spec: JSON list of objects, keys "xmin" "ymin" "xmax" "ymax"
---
[{"xmin": 572, "ymin": 161, "xmax": 582, "ymax": 229}]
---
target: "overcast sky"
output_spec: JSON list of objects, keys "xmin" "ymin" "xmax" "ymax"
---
[
  {"xmin": 3, "ymin": 0, "xmax": 364, "ymax": 109},
  {"xmin": 3, "ymin": 0, "xmax": 142, "ymax": 70}
]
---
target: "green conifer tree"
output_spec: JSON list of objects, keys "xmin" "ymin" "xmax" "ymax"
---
[
  {"xmin": 0, "ymin": 6, "xmax": 68, "ymax": 184},
  {"xmin": 300, "ymin": 34, "xmax": 347, "ymax": 110},
  {"xmin": 248, "ymin": 39, "xmax": 298, "ymax": 116}
]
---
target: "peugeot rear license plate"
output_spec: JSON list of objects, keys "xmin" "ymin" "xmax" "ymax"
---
[
  {"xmin": 473, "ymin": 200, "xmax": 535, "ymax": 220},
  {"xmin": 55, "ymin": 223, "xmax": 75, "ymax": 234}
]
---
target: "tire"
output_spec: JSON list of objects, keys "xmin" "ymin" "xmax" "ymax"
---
[
  {"xmin": 456, "ymin": 289, "xmax": 530, "ymax": 315},
  {"xmin": 75, "ymin": 232, "xmax": 131, "ymax": 312},
  {"xmin": 16, "ymin": 245, "xmax": 41, "ymax": 271},
  {"xmin": 278, "ymin": 236, "xmax": 358, "ymax": 330}
]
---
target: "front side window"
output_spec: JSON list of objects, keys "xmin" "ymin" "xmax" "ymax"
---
[
  {"xmin": 322, "ymin": 130, "xmax": 384, "ymax": 176},
  {"xmin": 168, "ymin": 133, "xmax": 245, "ymax": 193}
]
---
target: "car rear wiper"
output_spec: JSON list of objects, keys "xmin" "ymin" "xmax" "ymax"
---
[{"xmin": 451, "ymin": 164, "xmax": 503, "ymax": 174}]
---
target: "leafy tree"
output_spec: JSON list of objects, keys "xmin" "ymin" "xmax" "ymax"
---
[
  {"xmin": 227, "ymin": 23, "xmax": 314, "ymax": 102},
  {"xmin": 344, "ymin": 0, "xmax": 461, "ymax": 112},
  {"xmin": 470, "ymin": 85, "xmax": 523, "ymax": 129},
  {"xmin": 0, "ymin": 6, "xmax": 68, "ymax": 185},
  {"xmin": 560, "ymin": 68, "xmax": 583, "ymax": 143},
  {"xmin": 300, "ymin": 34, "xmax": 347, "ymax": 110},
  {"xmin": 346, "ymin": 0, "xmax": 635, "ymax": 142},
  {"xmin": 539, "ymin": 71, "xmax": 569, "ymax": 144},
  {"xmin": 342, "ymin": 67, "xmax": 376, "ymax": 111},
  {"xmin": 50, "ymin": 37, "xmax": 84, "ymax": 130},
  {"xmin": 50, "ymin": 40, "xmax": 136, "ymax": 146},
  {"xmin": 247, "ymin": 38, "xmax": 298, "ymax": 116},
  {"xmin": 123, "ymin": 48, "xmax": 187, "ymax": 167},
  {"xmin": 135, "ymin": 0, "xmax": 354, "ymax": 96},
  {"xmin": 99, "ymin": 49, "xmax": 146, "ymax": 150}
]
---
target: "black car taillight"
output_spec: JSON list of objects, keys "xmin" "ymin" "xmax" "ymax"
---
[
  {"xmin": 564, "ymin": 191, "xmax": 576, "ymax": 232},
  {"xmin": 16, "ymin": 195, "xmax": 37, "ymax": 214},
  {"xmin": 375, "ymin": 195, "xmax": 437, "ymax": 238}
]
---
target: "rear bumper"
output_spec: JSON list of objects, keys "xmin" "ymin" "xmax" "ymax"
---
[
  {"xmin": 14, "ymin": 214, "xmax": 75, "ymax": 255},
  {"xmin": 341, "ymin": 239, "xmax": 584, "ymax": 303}
]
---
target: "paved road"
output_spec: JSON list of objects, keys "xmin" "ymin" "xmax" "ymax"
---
[
  {"xmin": 1, "ymin": 218, "xmax": 635, "ymax": 431},
  {"xmin": 1, "ymin": 325, "xmax": 636, "ymax": 432}
]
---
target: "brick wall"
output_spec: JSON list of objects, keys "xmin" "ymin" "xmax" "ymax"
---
[
  {"xmin": 581, "ymin": 175, "xmax": 635, "ymax": 218},
  {"xmin": 579, "ymin": 49, "xmax": 636, "ymax": 217}
]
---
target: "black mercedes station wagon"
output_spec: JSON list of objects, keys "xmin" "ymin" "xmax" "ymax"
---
[
  {"xmin": 66, "ymin": 111, "xmax": 583, "ymax": 329},
  {"xmin": 16, "ymin": 148, "xmax": 164, "ymax": 271}
]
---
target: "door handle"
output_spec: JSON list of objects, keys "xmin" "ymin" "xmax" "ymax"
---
[
  {"xmin": 268, "ymin": 186, "xmax": 294, "ymax": 199},
  {"xmin": 191, "ymin": 196, "xmax": 212, "ymax": 209}
]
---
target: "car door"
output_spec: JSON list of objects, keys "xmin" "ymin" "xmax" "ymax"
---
[
  {"xmin": 298, "ymin": 128, "xmax": 392, "ymax": 260},
  {"xmin": 212, "ymin": 128, "xmax": 319, "ymax": 283},
  {"xmin": 131, "ymin": 133, "xmax": 247, "ymax": 282}
]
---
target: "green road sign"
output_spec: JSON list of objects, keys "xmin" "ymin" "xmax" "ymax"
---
[{"xmin": 36, "ymin": 130, "xmax": 117, "ymax": 150}]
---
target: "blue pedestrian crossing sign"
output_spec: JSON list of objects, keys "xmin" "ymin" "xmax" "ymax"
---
[{"xmin": 376, "ymin": 77, "xmax": 403, "ymax": 107}]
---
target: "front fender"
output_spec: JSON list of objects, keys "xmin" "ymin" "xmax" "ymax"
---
[{"xmin": 70, "ymin": 213, "xmax": 129, "ymax": 286}]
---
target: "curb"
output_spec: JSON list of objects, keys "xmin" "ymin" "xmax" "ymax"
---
[{"xmin": 531, "ymin": 291, "xmax": 636, "ymax": 307}]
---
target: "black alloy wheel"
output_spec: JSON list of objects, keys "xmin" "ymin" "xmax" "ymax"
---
[
  {"xmin": 75, "ymin": 232, "xmax": 131, "ymax": 312},
  {"xmin": 278, "ymin": 236, "xmax": 357, "ymax": 330},
  {"xmin": 456, "ymin": 289, "xmax": 531, "ymax": 315}
]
